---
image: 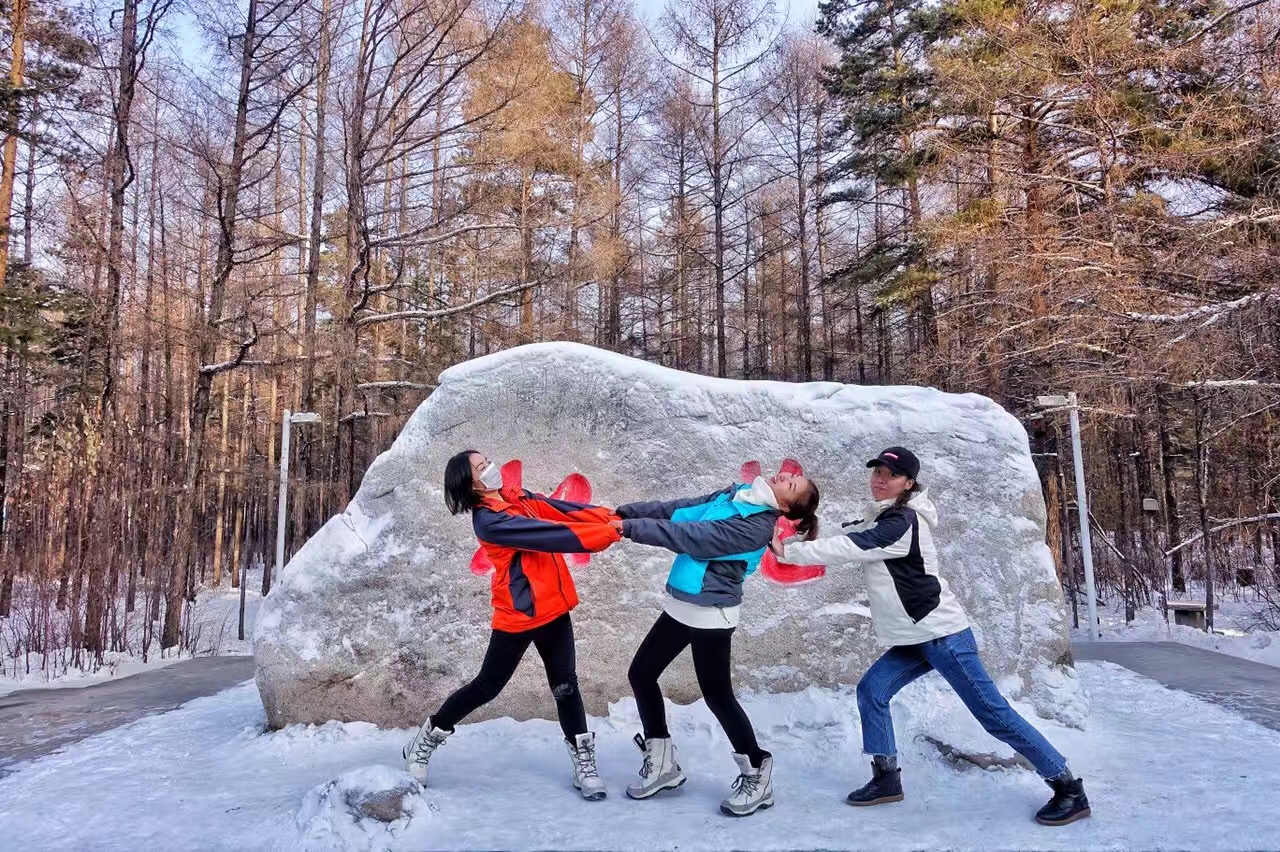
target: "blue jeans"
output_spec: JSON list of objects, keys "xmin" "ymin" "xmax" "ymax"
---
[{"xmin": 856, "ymin": 628, "xmax": 1068, "ymax": 778}]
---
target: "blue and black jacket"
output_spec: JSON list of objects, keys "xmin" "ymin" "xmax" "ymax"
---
[{"xmin": 616, "ymin": 485, "xmax": 781, "ymax": 608}]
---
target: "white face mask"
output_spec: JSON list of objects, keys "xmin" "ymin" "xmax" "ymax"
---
[{"xmin": 477, "ymin": 462, "xmax": 504, "ymax": 491}]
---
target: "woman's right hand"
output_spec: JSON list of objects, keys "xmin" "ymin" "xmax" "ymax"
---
[
  {"xmin": 609, "ymin": 519, "xmax": 625, "ymax": 534},
  {"xmin": 768, "ymin": 530, "xmax": 785, "ymax": 557}
]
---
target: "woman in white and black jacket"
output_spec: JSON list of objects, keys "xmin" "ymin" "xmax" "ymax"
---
[{"xmin": 776, "ymin": 447, "xmax": 1091, "ymax": 827}]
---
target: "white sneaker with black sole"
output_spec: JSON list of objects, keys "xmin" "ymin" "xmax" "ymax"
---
[
  {"xmin": 625, "ymin": 733, "xmax": 687, "ymax": 799},
  {"xmin": 402, "ymin": 717, "xmax": 450, "ymax": 783},
  {"xmin": 566, "ymin": 732, "xmax": 608, "ymax": 801},
  {"xmin": 720, "ymin": 753, "xmax": 774, "ymax": 817}
]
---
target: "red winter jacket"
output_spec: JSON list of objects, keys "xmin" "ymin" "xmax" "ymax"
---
[{"xmin": 473, "ymin": 491, "xmax": 620, "ymax": 632}]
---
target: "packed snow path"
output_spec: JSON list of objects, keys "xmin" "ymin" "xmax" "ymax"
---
[
  {"xmin": 0, "ymin": 655, "xmax": 255, "ymax": 777},
  {"xmin": 2, "ymin": 661, "xmax": 1280, "ymax": 851},
  {"xmin": 1072, "ymin": 641, "xmax": 1280, "ymax": 731}
]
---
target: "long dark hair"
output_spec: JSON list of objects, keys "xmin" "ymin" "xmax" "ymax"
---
[
  {"xmin": 444, "ymin": 450, "xmax": 482, "ymax": 515},
  {"xmin": 785, "ymin": 480, "xmax": 821, "ymax": 541}
]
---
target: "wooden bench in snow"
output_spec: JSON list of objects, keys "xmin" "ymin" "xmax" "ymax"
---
[{"xmin": 1167, "ymin": 601, "xmax": 1207, "ymax": 631}]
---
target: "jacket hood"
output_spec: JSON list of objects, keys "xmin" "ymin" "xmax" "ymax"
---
[{"xmin": 868, "ymin": 489, "xmax": 937, "ymax": 528}]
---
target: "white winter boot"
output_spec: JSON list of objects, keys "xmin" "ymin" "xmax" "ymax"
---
[
  {"xmin": 720, "ymin": 753, "xmax": 774, "ymax": 817},
  {"xmin": 402, "ymin": 717, "xmax": 450, "ymax": 783},
  {"xmin": 625, "ymin": 733, "xmax": 687, "ymax": 800},
  {"xmin": 566, "ymin": 732, "xmax": 608, "ymax": 801}
]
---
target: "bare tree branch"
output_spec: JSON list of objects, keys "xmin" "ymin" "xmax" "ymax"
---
[{"xmin": 354, "ymin": 281, "xmax": 542, "ymax": 327}]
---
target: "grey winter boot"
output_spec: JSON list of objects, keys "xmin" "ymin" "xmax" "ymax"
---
[
  {"xmin": 402, "ymin": 717, "xmax": 450, "ymax": 784},
  {"xmin": 720, "ymin": 753, "xmax": 774, "ymax": 817},
  {"xmin": 566, "ymin": 732, "xmax": 608, "ymax": 801},
  {"xmin": 625, "ymin": 733, "xmax": 687, "ymax": 799}
]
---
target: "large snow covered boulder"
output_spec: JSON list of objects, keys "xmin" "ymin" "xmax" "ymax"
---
[{"xmin": 255, "ymin": 343, "xmax": 1086, "ymax": 731}]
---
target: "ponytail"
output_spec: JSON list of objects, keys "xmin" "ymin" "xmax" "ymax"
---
[
  {"xmin": 785, "ymin": 480, "xmax": 821, "ymax": 541},
  {"xmin": 894, "ymin": 481, "xmax": 921, "ymax": 508}
]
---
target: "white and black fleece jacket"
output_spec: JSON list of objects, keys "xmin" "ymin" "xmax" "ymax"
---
[{"xmin": 782, "ymin": 491, "xmax": 969, "ymax": 647}]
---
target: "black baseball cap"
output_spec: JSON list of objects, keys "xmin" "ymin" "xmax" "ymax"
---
[{"xmin": 866, "ymin": 447, "xmax": 920, "ymax": 480}]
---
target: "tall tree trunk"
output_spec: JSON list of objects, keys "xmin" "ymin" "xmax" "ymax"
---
[
  {"xmin": 129, "ymin": 115, "xmax": 162, "ymax": 613},
  {"xmin": 519, "ymin": 172, "xmax": 535, "ymax": 335},
  {"xmin": 1116, "ymin": 439, "xmax": 1136, "ymax": 623},
  {"xmin": 1192, "ymin": 394, "xmax": 1215, "ymax": 631},
  {"xmin": 212, "ymin": 385, "xmax": 231, "ymax": 586},
  {"xmin": 299, "ymin": 0, "xmax": 329, "ymax": 494},
  {"xmin": 795, "ymin": 123, "xmax": 812, "ymax": 381},
  {"xmin": 564, "ymin": 3, "xmax": 590, "ymax": 342},
  {"xmin": 1054, "ymin": 426, "xmax": 1078, "ymax": 627},
  {"xmin": 0, "ymin": 339, "xmax": 24, "ymax": 617},
  {"xmin": 0, "ymin": 0, "xmax": 29, "ymax": 286},
  {"xmin": 608, "ymin": 79, "xmax": 624, "ymax": 346},
  {"xmin": 84, "ymin": 0, "xmax": 148, "ymax": 654},
  {"xmin": 21, "ymin": 110, "xmax": 33, "ymax": 264},
  {"xmin": 711, "ymin": 43, "xmax": 727, "ymax": 378},
  {"xmin": 0, "ymin": 128, "xmax": 37, "ymax": 615},
  {"xmin": 742, "ymin": 203, "xmax": 754, "ymax": 377},
  {"xmin": 230, "ymin": 372, "xmax": 250, "ymax": 590},
  {"xmin": 101, "ymin": 0, "xmax": 142, "ymax": 414},
  {"xmin": 814, "ymin": 98, "xmax": 835, "ymax": 382},
  {"xmin": 337, "ymin": 0, "xmax": 373, "ymax": 502},
  {"xmin": 163, "ymin": 0, "xmax": 260, "ymax": 649},
  {"xmin": 1156, "ymin": 386, "xmax": 1186, "ymax": 593}
]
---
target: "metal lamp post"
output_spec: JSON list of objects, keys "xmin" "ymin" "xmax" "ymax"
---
[
  {"xmin": 275, "ymin": 409, "xmax": 321, "ymax": 582},
  {"xmin": 1036, "ymin": 393, "xmax": 1100, "ymax": 640},
  {"xmin": 241, "ymin": 409, "xmax": 320, "ymax": 641}
]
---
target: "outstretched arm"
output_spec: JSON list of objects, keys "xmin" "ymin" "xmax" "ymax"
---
[
  {"xmin": 614, "ymin": 486, "xmax": 736, "ymax": 521},
  {"xmin": 619, "ymin": 512, "xmax": 777, "ymax": 560},
  {"xmin": 522, "ymin": 491, "xmax": 617, "ymax": 523},
  {"xmin": 781, "ymin": 511, "xmax": 913, "ymax": 566},
  {"xmin": 474, "ymin": 508, "xmax": 621, "ymax": 554}
]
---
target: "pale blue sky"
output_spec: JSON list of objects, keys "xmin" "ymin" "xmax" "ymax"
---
[
  {"xmin": 169, "ymin": 0, "xmax": 825, "ymax": 71},
  {"xmin": 634, "ymin": 0, "xmax": 822, "ymax": 28}
]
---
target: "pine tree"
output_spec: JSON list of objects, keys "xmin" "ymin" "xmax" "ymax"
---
[{"xmin": 818, "ymin": 0, "xmax": 950, "ymax": 371}]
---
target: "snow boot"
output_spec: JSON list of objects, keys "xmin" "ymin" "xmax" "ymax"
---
[
  {"xmin": 1035, "ymin": 772, "xmax": 1091, "ymax": 826},
  {"xmin": 625, "ymin": 733, "xmax": 687, "ymax": 799},
  {"xmin": 720, "ymin": 752, "xmax": 774, "ymax": 817},
  {"xmin": 402, "ymin": 717, "xmax": 450, "ymax": 784},
  {"xmin": 566, "ymin": 732, "xmax": 608, "ymax": 801},
  {"xmin": 847, "ymin": 755, "xmax": 904, "ymax": 806}
]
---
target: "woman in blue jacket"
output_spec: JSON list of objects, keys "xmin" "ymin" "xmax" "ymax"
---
[{"xmin": 609, "ymin": 471, "xmax": 820, "ymax": 817}]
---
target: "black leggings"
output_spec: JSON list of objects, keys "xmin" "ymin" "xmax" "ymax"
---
[
  {"xmin": 627, "ymin": 611, "xmax": 768, "ymax": 767},
  {"xmin": 432, "ymin": 612, "xmax": 588, "ymax": 740}
]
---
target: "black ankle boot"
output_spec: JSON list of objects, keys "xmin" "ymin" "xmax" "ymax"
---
[
  {"xmin": 846, "ymin": 756, "xmax": 904, "ymax": 807},
  {"xmin": 1035, "ymin": 773, "xmax": 1091, "ymax": 826}
]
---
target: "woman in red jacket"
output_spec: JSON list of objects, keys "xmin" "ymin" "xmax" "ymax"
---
[{"xmin": 403, "ymin": 450, "xmax": 622, "ymax": 800}]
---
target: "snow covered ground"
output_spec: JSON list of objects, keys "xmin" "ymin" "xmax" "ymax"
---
[
  {"xmin": 2, "ymin": 661, "xmax": 1278, "ymax": 852},
  {"xmin": 0, "ymin": 577, "xmax": 263, "ymax": 696},
  {"xmin": 1070, "ymin": 593, "xmax": 1280, "ymax": 669},
  {"xmin": 0, "ymin": 652, "xmax": 185, "ymax": 697}
]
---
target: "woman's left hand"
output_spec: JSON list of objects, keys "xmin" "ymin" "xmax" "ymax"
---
[
  {"xmin": 768, "ymin": 530, "xmax": 785, "ymax": 557},
  {"xmin": 609, "ymin": 519, "xmax": 625, "ymax": 534}
]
